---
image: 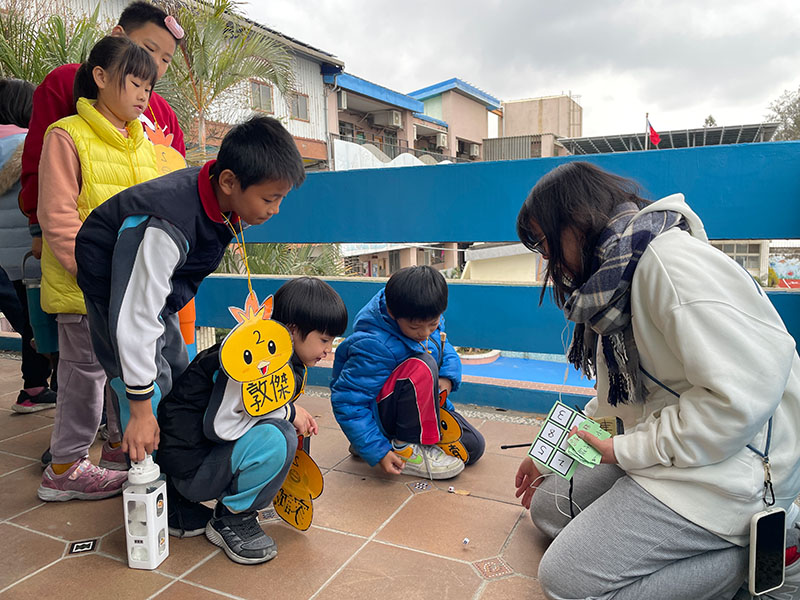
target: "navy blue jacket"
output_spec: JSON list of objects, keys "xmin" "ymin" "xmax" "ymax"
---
[{"xmin": 330, "ymin": 289, "xmax": 461, "ymax": 466}]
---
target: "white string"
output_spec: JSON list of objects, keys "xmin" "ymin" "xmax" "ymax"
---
[{"xmin": 529, "ymin": 473, "xmax": 584, "ymax": 520}]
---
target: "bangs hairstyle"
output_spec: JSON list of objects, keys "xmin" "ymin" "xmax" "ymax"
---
[
  {"xmin": 74, "ymin": 36, "xmax": 158, "ymax": 102},
  {"xmin": 211, "ymin": 116, "xmax": 306, "ymax": 190},
  {"xmin": 272, "ymin": 277, "xmax": 348, "ymax": 339},
  {"xmin": 385, "ymin": 265, "xmax": 448, "ymax": 321},
  {"xmin": 118, "ymin": 1, "xmax": 179, "ymax": 41},
  {"xmin": 0, "ymin": 79, "xmax": 34, "ymax": 128},
  {"xmin": 516, "ymin": 161, "xmax": 651, "ymax": 308}
]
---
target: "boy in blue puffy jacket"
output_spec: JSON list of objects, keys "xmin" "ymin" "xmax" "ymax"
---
[{"xmin": 330, "ymin": 266, "xmax": 484, "ymax": 479}]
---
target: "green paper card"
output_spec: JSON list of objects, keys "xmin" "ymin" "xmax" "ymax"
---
[
  {"xmin": 528, "ymin": 401, "xmax": 588, "ymax": 480},
  {"xmin": 565, "ymin": 419, "xmax": 610, "ymax": 467}
]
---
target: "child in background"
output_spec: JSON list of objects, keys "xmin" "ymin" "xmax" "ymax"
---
[
  {"xmin": 37, "ymin": 36, "xmax": 160, "ymax": 501},
  {"xmin": 73, "ymin": 115, "xmax": 305, "ymax": 535},
  {"xmin": 22, "ymin": 0, "xmax": 185, "ymax": 467},
  {"xmin": 331, "ymin": 265, "xmax": 484, "ymax": 480},
  {"xmin": 0, "ymin": 79, "xmax": 57, "ymax": 413},
  {"xmin": 156, "ymin": 277, "xmax": 347, "ymax": 561}
]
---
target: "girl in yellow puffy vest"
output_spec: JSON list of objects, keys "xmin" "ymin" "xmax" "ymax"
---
[{"xmin": 36, "ymin": 36, "xmax": 159, "ymax": 500}]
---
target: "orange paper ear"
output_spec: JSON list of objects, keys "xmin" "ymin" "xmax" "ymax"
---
[{"xmin": 262, "ymin": 295, "xmax": 273, "ymax": 320}]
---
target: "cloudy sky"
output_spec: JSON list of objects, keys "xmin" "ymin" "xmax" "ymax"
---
[{"xmin": 242, "ymin": 0, "xmax": 800, "ymax": 137}]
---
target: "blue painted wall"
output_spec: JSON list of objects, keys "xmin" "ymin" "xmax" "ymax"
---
[
  {"xmin": 194, "ymin": 143, "xmax": 800, "ymax": 412},
  {"xmin": 244, "ymin": 142, "xmax": 800, "ymax": 243}
]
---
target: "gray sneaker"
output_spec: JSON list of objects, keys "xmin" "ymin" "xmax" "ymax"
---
[
  {"xmin": 205, "ymin": 503, "xmax": 277, "ymax": 565},
  {"xmin": 392, "ymin": 440, "xmax": 464, "ymax": 480}
]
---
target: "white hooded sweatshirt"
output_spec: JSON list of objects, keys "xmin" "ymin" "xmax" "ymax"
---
[{"xmin": 584, "ymin": 193, "xmax": 800, "ymax": 545}]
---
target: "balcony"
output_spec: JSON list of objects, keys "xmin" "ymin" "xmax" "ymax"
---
[{"xmin": 1, "ymin": 142, "xmax": 798, "ymax": 597}]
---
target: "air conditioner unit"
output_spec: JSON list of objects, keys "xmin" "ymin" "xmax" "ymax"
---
[
  {"xmin": 468, "ymin": 143, "xmax": 480, "ymax": 157},
  {"xmin": 373, "ymin": 110, "xmax": 402, "ymax": 128},
  {"xmin": 435, "ymin": 132, "xmax": 448, "ymax": 148},
  {"xmin": 337, "ymin": 90, "xmax": 347, "ymax": 110}
]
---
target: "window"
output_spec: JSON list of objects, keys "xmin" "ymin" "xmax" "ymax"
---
[
  {"xmin": 339, "ymin": 121, "xmax": 355, "ymax": 141},
  {"xmin": 291, "ymin": 93, "xmax": 309, "ymax": 121},
  {"xmin": 712, "ymin": 240, "xmax": 763, "ymax": 274},
  {"xmin": 250, "ymin": 80, "xmax": 272, "ymax": 113}
]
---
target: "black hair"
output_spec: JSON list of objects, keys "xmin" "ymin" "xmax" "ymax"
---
[
  {"xmin": 118, "ymin": 1, "xmax": 179, "ymax": 41},
  {"xmin": 0, "ymin": 79, "xmax": 34, "ymax": 128},
  {"xmin": 516, "ymin": 161, "xmax": 652, "ymax": 307},
  {"xmin": 211, "ymin": 116, "xmax": 306, "ymax": 190},
  {"xmin": 384, "ymin": 265, "xmax": 448, "ymax": 321},
  {"xmin": 73, "ymin": 36, "xmax": 158, "ymax": 103},
  {"xmin": 272, "ymin": 277, "xmax": 348, "ymax": 339}
]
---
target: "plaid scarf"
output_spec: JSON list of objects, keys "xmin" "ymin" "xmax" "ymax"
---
[{"xmin": 564, "ymin": 202, "xmax": 687, "ymax": 405}]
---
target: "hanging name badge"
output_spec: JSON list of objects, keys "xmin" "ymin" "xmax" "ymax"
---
[
  {"xmin": 219, "ymin": 292, "xmax": 296, "ymax": 416},
  {"xmin": 274, "ymin": 435, "xmax": 324, "ymax": 531},
  {"xmin": 144, "ymin": 122, "xmax": 186, "ymax": 175}
]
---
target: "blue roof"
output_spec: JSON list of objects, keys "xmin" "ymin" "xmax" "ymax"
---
[
  {"xmin": 413, "ymin": 112, "xmax": 448, "ymax": 128},
  {"xmin": 408, "ymin": 78, "xmax": 501, "ymax": 111},
  {"xmin": 323, "ymin": 72, "xmax": 423, "ymax": 112}
]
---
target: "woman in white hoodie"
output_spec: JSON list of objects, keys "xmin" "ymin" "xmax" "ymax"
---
[{"xmin": 513, "ymin": 162, "xmax": 800, "ymax": 600}]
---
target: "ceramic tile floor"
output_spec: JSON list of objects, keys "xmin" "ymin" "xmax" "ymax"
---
[{"xmin": 0, "ymin": 356, "xmax": 551, "ymax": 599}]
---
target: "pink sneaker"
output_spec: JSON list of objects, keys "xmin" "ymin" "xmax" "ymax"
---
[
  {"xmin": 99, "ymin": 441, "xmax": 128, "ymax": 471},
  {"xmin": 38, "ymin": 457, "xmax": 128, "ymax": 501}
]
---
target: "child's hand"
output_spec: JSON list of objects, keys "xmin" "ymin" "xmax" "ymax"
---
[
  {"xmin": 514, "ymin": 457, "xmax": 542, "ymax": 509},
  {"xmin": 292, "ymin": 405, "xmax": 319, "ymax": 437},
  {"xmin": 379, "ymin": 450, "xmax": 406, "ymax": 475},
  {"xmin": 438, "ymin": 377, "xmax": 453, "ymax": 396},
  {"xmin": 122, "ymin": 403, "xmax": 160, "ymax": 463},
  {"xmin": 569, "ymin": 426, "xmax": 617, "ymax": 464}
]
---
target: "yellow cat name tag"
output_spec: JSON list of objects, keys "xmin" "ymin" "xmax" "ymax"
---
[
  {"xmin": 274, "ymin": 440, "xmax": 324, "ymax": 531},
  {"xmin": 437, "ymin": 406, "xmax": 469, "ymax": 463},
  {"xmin": 242, "ymin": 362, "xmax": 296, "ymax": 417}
]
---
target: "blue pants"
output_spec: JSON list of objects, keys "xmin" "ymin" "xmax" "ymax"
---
[{"xmin": 169, "ymin": 419, "xmax": 296, "ymax": 513}]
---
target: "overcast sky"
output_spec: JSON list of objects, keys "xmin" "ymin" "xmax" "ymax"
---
[{"xmin": 242, "ymin": 0, "xmax": 800, "ymax": 137}]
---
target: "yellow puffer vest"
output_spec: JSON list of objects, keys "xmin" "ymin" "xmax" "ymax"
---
[{"xmin": 41, "ymin": 97, "xmax": 158, "ymax": 315}]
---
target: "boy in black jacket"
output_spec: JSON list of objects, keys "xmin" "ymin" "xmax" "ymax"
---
[{"xmin": 157, "ymin": 277, "xmax": 347, "ymax": 564}]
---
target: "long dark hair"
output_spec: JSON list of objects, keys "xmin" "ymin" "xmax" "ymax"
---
[
  {"xmin": 73, "ymin": 36, "xmax": 158, "ymax": 104},
  {"xmin": 516, "ymin": 161, "xmax": 651, "ymax": 307},
  {"xmin": 0, "ymin": 79, "xmax": 34, "ymax": 128}
]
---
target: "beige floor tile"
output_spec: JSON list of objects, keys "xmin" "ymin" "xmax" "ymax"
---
[
  {"xmin": 316, "ymin": 540, "xmax": 482, "ymax": 600},
  {"xmin": 151, "ymin": 581, "xmax": 232, "ymax": 599},
  {"xmin": 185, "ymin": 523, "xmax": 364, "ymax": 599},
  {"xmin": 313, "ymin": 470, "xmax": 411, "ymax": 536},
  {"xmin": 479, "ymin": 575, "xmax": 548, "ymax": 599},
  {"xmin": 0, "ymin": 523, "xmax": 65, "ymax": 589},
  {"xmin": 332, "ymin": 454, "xmax": 399, "ymax": 481},
  {"xmin": 1, "ymin": 553, "xmax": 172, "ymax": 600},
  {"xmin": 478, "ymin": 419, "xmax": 540, "ymax": 458},
  {"xmin": 0, "ymin": 450, "xmax": 37, "ymax": 475},
  {"xmin": 0, "ymin": 389, "xmax": 20, "ymax": 410},
  {"xmin": 12, "ymin": 494, "xmax": 125, "ymax": 540},
  {"xmin": 0, "ymin": 424, "xmax": 52, "ymax": 460},
  {"xmin": 0, "ymin": 411, "xmax": 51, "ymax": 444},
  {"xmin": 376, "ymin": 490, "xmax": 523, "ymax": 561},
  {"xmin": 295, "ymin": 391, "xmax": 335, "ymax": 425},
  {"xmin": 0, "ymin": 463, "xmax": 45, "ymax": 520},
  {"xmin": 307, "ymin": 424, "xmax": 351, "ymax": 470},
  {"xmin": 101, "ymin": 527, "xmax": 220, "ymax": 577},
  {"xmin": 447, "ymin": 451, "xmax": 529, "ymax": 504},
  {"xmin": 501, "ymin": 512, "xmax": 551, "ymax": 578}
]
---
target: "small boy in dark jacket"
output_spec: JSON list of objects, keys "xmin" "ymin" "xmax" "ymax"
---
[
  {"xmin": 156, "ymin": 277, "xmax": 347, "ymax": 564},
  {"xmin": 330, "ymin": 266, "xmax": 484, "ymax": 480}
]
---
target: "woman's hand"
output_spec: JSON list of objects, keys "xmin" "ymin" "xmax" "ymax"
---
[
  {"xmin": 570, "ymin": 426, "xmax": 618, "ymax": 464},
  {"xmin": 514, "ymin": 456, "xmax": 543, "ymax": 509}
]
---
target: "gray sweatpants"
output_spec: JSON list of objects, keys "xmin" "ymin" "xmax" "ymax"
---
[{"xmin": 531, "ymin": 464, "xmax": 748, "ymax": 600}]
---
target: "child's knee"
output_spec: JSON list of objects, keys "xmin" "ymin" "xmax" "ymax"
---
[{"xmin": 239, "ymin": 420, "xmax": 296, "ymax": 469}]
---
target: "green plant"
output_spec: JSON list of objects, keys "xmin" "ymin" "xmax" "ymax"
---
[{"xmin": 217, "ymin": 243, "xmax": 344, "ymax": 276}]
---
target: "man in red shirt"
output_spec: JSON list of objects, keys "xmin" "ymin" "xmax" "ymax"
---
[{"xmin": 21, "ymin": 0, "xmax": 186, "ymax": 258}]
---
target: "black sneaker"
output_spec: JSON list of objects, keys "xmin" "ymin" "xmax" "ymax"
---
[
  {"xmin": 205, "ymin": 503, "xmax": 277, "ymax": 564},
  {"xmin": 41, "ymin": 447, "xmax": 52, "ymax": 470},
  {"xmin": 167, "ymin": 479, "xmax": 213, "ymax": 538},
  {"xmin": 13, "ymin": 388, "xmax": 57, "ymax": 413}
]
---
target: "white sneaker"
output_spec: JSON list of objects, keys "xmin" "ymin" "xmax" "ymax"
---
[{"xmin": 392, "ymin": 440, "xmax": 464, "ymax": 480}]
